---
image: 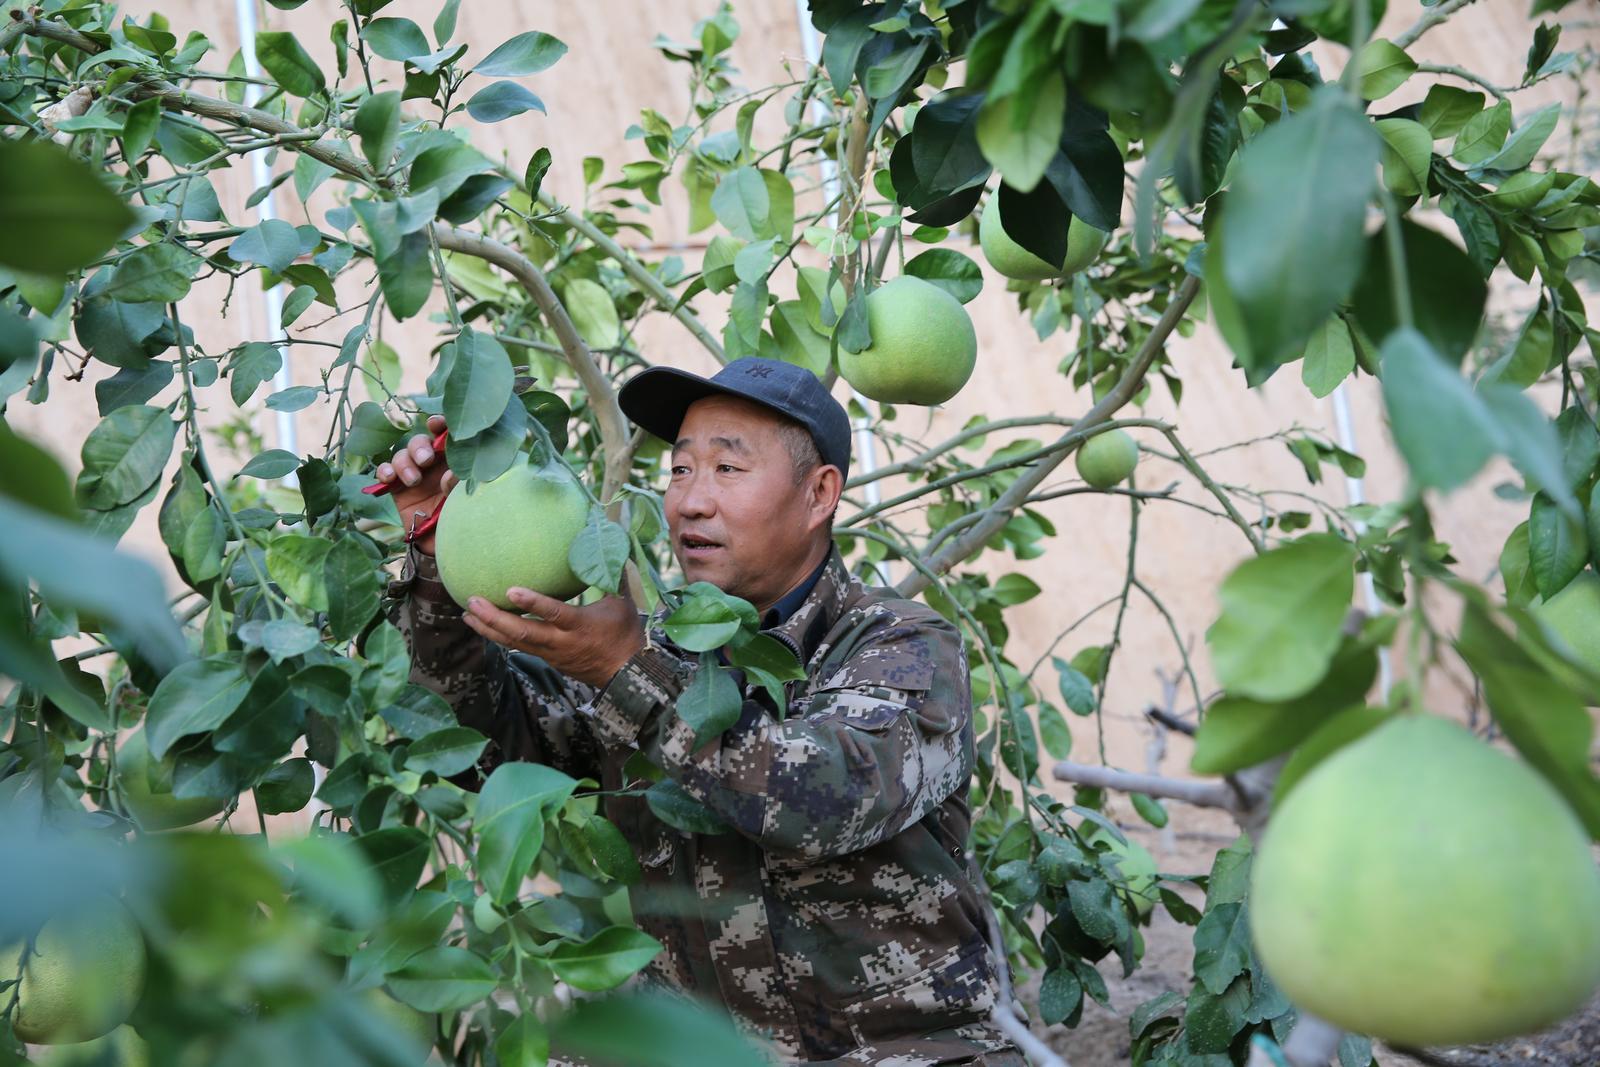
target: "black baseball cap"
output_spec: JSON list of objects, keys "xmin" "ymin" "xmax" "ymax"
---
[{"xmin": 618, "ymin": 357, "xmax": 852, "ymax": 480}]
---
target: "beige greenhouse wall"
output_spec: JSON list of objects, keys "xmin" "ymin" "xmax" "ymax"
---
[{"xmin": 10, "ymin": 0, "xmax": 1598, "ymax": 815}]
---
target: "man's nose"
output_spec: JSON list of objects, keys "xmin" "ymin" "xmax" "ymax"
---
[{"xmin": 671, "ymin": 472, "xmax": 715, "ymax": 519}]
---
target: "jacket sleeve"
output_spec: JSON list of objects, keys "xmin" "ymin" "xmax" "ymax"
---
[
  {"xmin": 588, "ymin": 609, "xmax": 973, "ymax": 861},
  {"xmin": 385, "ymin": 545, "xmax": 603, "ymax": 786}
]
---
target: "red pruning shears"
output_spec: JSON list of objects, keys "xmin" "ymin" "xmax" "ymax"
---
[{"xmin": 362, "ymin": 429, "xmax": 449, "ymax": 544}]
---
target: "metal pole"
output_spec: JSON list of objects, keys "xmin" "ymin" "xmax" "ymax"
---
[
  {"xmin": 1331, "ymin": 382, "xmax": 1392, "ymax": 698},
  {"xmin": 233, "ymin": 0, "xmax": 298, "ymax": 464}
]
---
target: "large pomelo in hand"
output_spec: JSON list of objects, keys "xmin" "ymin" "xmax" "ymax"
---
[
  {"xmin": 434, "ymin": 460, "xmax": 591, "ymax": 610},
  {"xmin": 40, "ymin": 1024, "xmax": 149, "ymax": 1066},
  {"xmin": 2, "ymin": 904, "xmax": 147, "ymax": 1044},
  {"xmin": 837, "ymin": 276, "xmax": 977, "ymax": 405},
  {"xmin": 1250, "ymin": 714, "xmax": 1600, "ymax": 1048},
  {"xmin": 979, "ymin": 200, "xmax": 1108, "ymax": 281},
  {"xmin": 1075, "ymin": 429, "xmax": 1138, "ymax": 489},
  {"xmin": 118, "ymin": 728, "xmax": 227, "ymax": 831}
]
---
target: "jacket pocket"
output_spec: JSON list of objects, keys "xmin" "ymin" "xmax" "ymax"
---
[{"xmin": 838, "ymin": 939, "xmax": 998, "ymax": 1048}]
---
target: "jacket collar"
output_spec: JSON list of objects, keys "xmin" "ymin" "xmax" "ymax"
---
[{"xmin": 763, "ymin": 548, "xmax": 859, "ymax": 663}]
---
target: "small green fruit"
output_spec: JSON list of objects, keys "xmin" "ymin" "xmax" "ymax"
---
[
  {"xmin": 837, "ymin": 276, "xmax": 977, "ymax": 405},
  {"xmin": 979, "ymin": 199, "xmax": 1108, "ymax": 281},
  {"xmin": 434, "ymin": 460, "xmax": 591, "ymax": 610},
  {"xmin": 1086, "ymin": 827, "xmax": 1159, "ymax": 920},
  {"xmin": 117, "ymin": 729, "xmax": 227, "ymax": 832},
  {"xmin": 1251, "ymin": 715, "xmax": 1600, "ymax": 1048},
  {"xmin": 1075, "ymin": 430, "xmax": 1138, "ymax": 489},
  {"xmin": 1533, "ymin": 570, "xmax": 1600, "ymax": 677},
  {"xmin": 1, "ymin": 904, "xmax": 147, "ymax": 1044}
]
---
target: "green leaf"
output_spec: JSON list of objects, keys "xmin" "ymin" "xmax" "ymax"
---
[
  {"xmin": 1053, "ymin": 657, "xmax": 1097, "ymax": 715},
  {"xmin": 406, "ymin": 727, "xmax": 487, "ymax": 777},
  {"xmin": 644, "ymin": 778, "xmax": 731, "ymax": 835},
  {"xmin": 1206, "ymin": 533, "xmax": 1356, "ymax": 703},
  {"xmin": 388, "ymin": 946, "xmax": 498, "ymax": 1012},
  {"xmin": 475, "ymin": 762, "xmax": 578, "ymax": 904},
  {"xmin": 1301, "ymin": 315, "xmax": 1356, "ymax": 399},
  {"xmin": 409, "ymin": 142, "xmax": 493, "ymax": 200},
  {"xmin": 975, "ymin": 72, "xmax": 1066, "ymax": 194},
  {"xmin": 562, "ymin": 278, "xmax": 621, "ymax": 349},
  {"xmin": 1356, "ymin": 39, "xmax": 1417, "ymax": 100},
  {"xmin": 1453, "ymin": 99, "xmax": 1511, "ymax": 165},
  {"xmin": 1529, "ymin": 493, "xmax": 1588, "ymax": 598},
  {"xmin": 1351, "ymin": 219, "xmax": 1487, "ymax": 367},
  {"xmin": 494, "ymin": 1016, "xmax": 548, "ymax": 1067},
  {"xmin": 678, "ymin": 655, "xmax": 743, "ymax": 747},
  {"xmin": 145, "ymin": 657, "xmax": 251, "ymax": 759},
  {"xmin": 1039, "ymin": 965, "xmax": 1084, "ymax": 1026},
  {"xmin": 475, "ymin": 30, "xmax": 567, "ymax": 76},
  {"xmin": 662, "ymin": 584, "xmax": 758, "ymax": 651},
  {"xmin": 1220, "ymin": 89, "xmax": 1379, "ymax": 370},
  {"xmin": 903, "ymin": 249, "xmax": 984, "ymax": 304},
  {"xmin": 548, "ymin": 926, "xmax": 663, "ymax": 992},
  {"xmin": 1192, "ymin": 901, "xmax": 1251, "ymax": 994},
  {"xmin": 551, "ymin": 992, "xmax": 770, "ymax": 1067},
  {"xmin": 1184, "ymin": 974, "xmax": 1252, "ymax": 1054},
  {"xmin": 1477, "ymin": 103, "xmax": 1560, "ymax": 172},
  {"xmin": 354, "ymin": 825, "xmax": 431, "ymax": 902},
  {"xmin": 74, "ymin": 404, "xmax": 176, "ymax": 512},
  {"xmin": 435, "ymin": 0, "xmax": 463, "ymax": 43},
  {"xmin": 710, "ymin": 167, "xmax": 773, "ymax": 241},
  {"xmin": 1037, "ymin": 702, "xmax": 1073, "ymax": 759},
  {"xmin": 0, "ymin": 423, "xmax": 76, "ymax": 521},
  {"xmin": 277, "ymin": 833, "xmax": 382, "ymax": 927},
  {"xmin": 256, "ymin": 757, "xmax": 315, "ymax": 814},
  {"xmin": 769, "ymin": 301, "xmax": 831, "ymax": 377},
  {"xmin": 1380, "ymin": 328, "xmax": 1501, "ymax": 492},
  {"xmin": 266, "ymin": 534, "xmax": 333, "ymax": 612},
  {"xmin": 229, "ymin": 219, "xmax": 303, "ymax": 273},
  {"xmin": 361, "ymin": 17, "xmax": 429, "ymax": 61},
  {"xmin": 238, "ymin": 449, "xmax": 301, "ymax": 479},
  {"xmin": 581, "ymin": 815, "xmax": 643, "ymax": 885},
  {"xmin": 1375, "ymin": 118, "xmax": 1431, "ymax": 197},
  {"xmin": 1480, "ymin": 383, "xmax": 1579, "ymax": 518},
  {"xmin": 567, "ymin": 508, "xmax": 629, "ymax": 594},
  {"xmin": 228, "ymin": 342, "xmax": 283, "ymax": 406},
  {"xmin": 103, "ymin": 244, "xmax": 201, "ymax": 304},
  {"xmin": 354, "ymin": 91, "xmax": 402, "ymax": 171},
  {"xmin": 1273, "ymin": 705, "xmax": 1388, "ymax": 804},
  {"xmin": 378, "ymin": 229, "xmax": 433, "ymax": 320},
  {"xmin": 525, "ymin": 146, "xmax": 553, "ymax": 199},
  {"xmin": 325, "ymin": 535, "xmax": 382, "ymax": 641},
  {"xmin": 256, "ymin": 31, "xmax": 325, "ymax": 97},
  {"xmin": 0, "ymin": 140, "xmax": 136, "ymax": 275},
  {"xmin": 443, "ymin": 328, "xmax": 514, "ymax": 438},
  {"xmin": 466, "ymin": 81, "xmax": 546, "ymax": 123},
  {"xmin": 1455, "ymin": 601, "xmax": 1600, "ymax": 837},
  {"xmin": 1418, "ymin": 85, "xmax": 1485, "ymax": 140}
]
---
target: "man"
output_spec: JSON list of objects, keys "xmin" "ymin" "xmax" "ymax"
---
[{"xmin": 380, "ymin": 357, "xmax": 1020, "ymax": 1065}]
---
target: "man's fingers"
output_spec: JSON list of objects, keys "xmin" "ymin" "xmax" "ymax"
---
[
  {"xmin": 466, "ymin": 597, "xmax": 558, "ymax": 649},
  {"xmin": 507, "ymin": 587, "xmax": 569, "ymax": 625},
  {"xmin": 426, "ymin": 413, "xmax": 448, "ymax": 435},
  {"xmin": 439, "ymin": 469, "xmax": 458, "ymax": 494},
  {"xmin": 407, "ymin": 432, "xmax": 435, "ymax": 466}
]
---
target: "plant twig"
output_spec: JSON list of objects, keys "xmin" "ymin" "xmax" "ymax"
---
[
  {"xmin": 431, "ymin": 225, "xmax": 633, "ymax": 502},
  {"xmin": 1414, "ymin": 62, "xmax": 1509, "ymax": 101},
  {"xmin": 1393, "ymin": 0, "xmax": 1478, "ymax": 51},
  {"xmin": 898, "ymin": 274, "xmax": 1201, "ymax": 596}
]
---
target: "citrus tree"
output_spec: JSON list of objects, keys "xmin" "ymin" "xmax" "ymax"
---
[{"xmin": 0, "ymin": 0, "xmax": 1597, "ymax": 1064}]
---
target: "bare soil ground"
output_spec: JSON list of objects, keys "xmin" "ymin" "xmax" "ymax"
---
[{"xmin": 1024, "ymin": 807, "xmax": 1600, "ymax": 1067}]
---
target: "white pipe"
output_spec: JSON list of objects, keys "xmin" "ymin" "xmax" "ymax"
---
[
  {"xmin": 794, "ymin": 1, "xmax": 891, "ymax": 583},
  {"xmin": 234, "ymin": 0, "xmax": 298, "ymax": 466},
  {"xmin": 1331, "ymin": 382, "xmax": 1392, "ymax": 699}
]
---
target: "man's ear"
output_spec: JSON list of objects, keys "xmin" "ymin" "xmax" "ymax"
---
[{"xmin": 808, "ymin": 464, "xmax": 843, "ymax": 529}]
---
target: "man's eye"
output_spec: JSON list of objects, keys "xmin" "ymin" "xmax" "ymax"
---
[
  {"xmin": 669, "ymin": 465, "xmax": 690, "ymax": 476},
  {"xmin": 716, "ymin": 464, "xmax": 740, "ymax": 474}
]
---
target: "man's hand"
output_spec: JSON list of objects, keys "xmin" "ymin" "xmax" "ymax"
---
[
  {"xmin": 375, "ymin": 414, "xmax": 454, "ymax": 554},
  {"xmin": 462, "ymin": 587, "xmax": 645, "ymax": 689}
]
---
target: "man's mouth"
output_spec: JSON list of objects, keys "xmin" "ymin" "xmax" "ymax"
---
[{"xmin": 679, "ymin": 533, "xmax": 724, "ymax": 558}]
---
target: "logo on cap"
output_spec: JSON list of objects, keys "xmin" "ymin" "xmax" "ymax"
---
[{"xmin": 745, "ymin": 365, "xmax": 772, "ymax": 379}]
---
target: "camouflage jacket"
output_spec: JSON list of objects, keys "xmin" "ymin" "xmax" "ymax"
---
[{"xmin": 388, "ymin": 547, "xmax": 1021, "ymax": 1066}]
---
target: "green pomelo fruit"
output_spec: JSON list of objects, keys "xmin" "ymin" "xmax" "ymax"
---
[
  {"xmin": 1075, "ymin": 429, "xmax": 1138, "ymax": 489},
  {"xmin": 838, "ymin": 276, "xmax": 977, "ymax": 405},
  {"xmin": 978, "ymin": 200, "xmax": 1108, "ymax": 281},
  {"xmin": 434, "ymin": 461, "xmax": 591, "ymax": 610},
  {"xmin": 1250, "ymin": 714, "xmax": 1600, "ymax": 1048},
  {"xmin": 1533, "ymin": 570, "xmax": 1600, "ymax": 677},
  {"xmin": 2, "ymin": 904, "xmax": 147, "ymax": 1044},
  {"xmin": 40, "ymin": 1024, "xmax": 149, "ymax": 1067},
  {"xmin": 1086, "ymin": 827, "xmax": 1159, "ymax": 920},
  {"xmin": 365, "ymin": 987, "xmax": 436, "ymax": 1055},
  {"xmin": 117, "ymin": 728, "xmax": 227, "ymax": 832}
]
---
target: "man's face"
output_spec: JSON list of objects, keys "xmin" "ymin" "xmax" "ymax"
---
[{"xmin": 665, "ymin": 395, "xmax": 832, "ymax": 612}]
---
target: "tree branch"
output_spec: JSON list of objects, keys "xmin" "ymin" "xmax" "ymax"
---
[
  {"xmin": 433, "ymin": 226, "xmax": 634, "ymax": 501},
  {"xmin": 535, "ymin": 195, "xmax": 726, "ymax": 364},
  {"xmin": 1158, "ymin": 426, "xmax": 1266, "ymax": 553},
  {"xmin": 1414, "ymin": 62, "xmax": 1509, "ymax": 101},
  {"xmin": 1052, "ymin": 761, "xmax": 1242, "ymax": 811},
  {"xmin": 897, "ymin": 274, "xmax": 1201, "ymax": 596},
  {"xmin": 1393, "ymin": 0, "xmax": 1479, "ymax": 51},
  {"xmin": 846, "ymin": 415, "xmax": 1079, "ymax": 490}
]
